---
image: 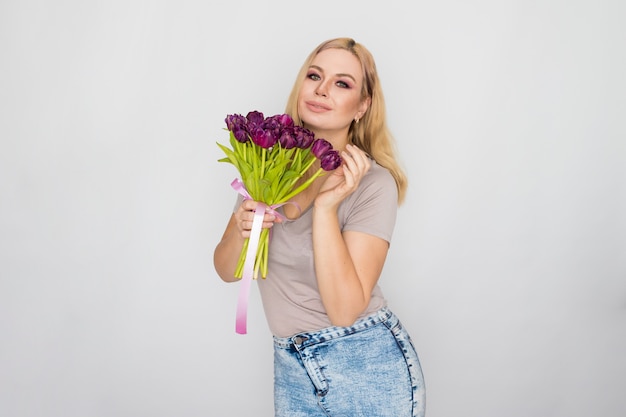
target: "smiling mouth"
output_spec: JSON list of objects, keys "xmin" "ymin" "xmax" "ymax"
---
[{"xmin": 305, "ymin": 100, "xmax": 331, "ymax": 111}]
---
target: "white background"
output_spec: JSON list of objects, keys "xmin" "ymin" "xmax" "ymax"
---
[{"xmin": 1, "ymin": 1, "xmax": 625, "ymax": 416}]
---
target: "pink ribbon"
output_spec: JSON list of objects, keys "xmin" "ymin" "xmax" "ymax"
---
[
  {"xmin": 231, "ymin": 178, "xmax": 253, "ymax": 201},
  {"xmin": 230, "ymin": 178, "xmax": 295, "ymax": 334},
  {"xmin": 235, "ymin": 200, "xmax": 265, "ymax": 334},
  {"xmin": 230, "ymin": 179, "xmax": 280, "ymax": 335}
]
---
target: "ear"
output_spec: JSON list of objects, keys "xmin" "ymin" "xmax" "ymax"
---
[{"xmin": 356, "ymin": 96, "xmax": 371, "ymax": 120}]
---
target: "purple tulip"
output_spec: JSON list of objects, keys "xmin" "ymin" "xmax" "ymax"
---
[
  {"xmin": 251, "ymin": 126, "xmax": 278, "ymax": 149},
  {"xmin": 261, "ymin": 117, "xmax": 281, "ymax": 139},
  {"xmin": 265, "ymin": 113, "xmax": 291, "ymax": 130},
  {"xmin": 225, "ymin": 114, "xmax": 250, "ymax": 143},
  {"xmin": 232, "ymin": 126, "xmax": 249, "ymax": 143},
  {"xmin": 320, "ymin": 150, "xmax": 342, "ymax": 171},
  {"xmin": 293, "ymin": 126, "xmax": 315, "ymax": 149},
  {"xmin": 278, "ymin": 127, "xmax": 297, "ymax": 149},
  {"xmin": 246, "ymin": 111, "xmax": 265, "ymax": 131},
  {"xmin": 275, "ymin": 114, "xmax": 294, "ymax": 129},
  {"xmin": 225, "ymin": 113, "xmax": 247, "ymax": 132},
  {"xmin": 311, "ymin": 138, "xmax": 333, "ymax": 158}
]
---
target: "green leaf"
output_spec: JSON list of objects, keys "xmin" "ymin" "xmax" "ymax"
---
[{"xmin": 216, "ymin": 142, "xmax": 240, "ymax": 171}]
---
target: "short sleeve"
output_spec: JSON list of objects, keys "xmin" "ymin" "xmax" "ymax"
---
[{"xmin": 339, "ymin": 162, "xmax": 398, "ymax": 244}]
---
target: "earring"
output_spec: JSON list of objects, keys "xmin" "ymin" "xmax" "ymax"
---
[{"xmin": 354, "ymin": 117, "xmax": 359, "ymax": 124}]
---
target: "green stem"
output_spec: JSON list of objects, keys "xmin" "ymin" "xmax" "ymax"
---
[
  {"xmin": 235, "ymin": 238, "xmax": 249, "ymax": 279},
  {"xmin": 270, "ymin": 155, "xmax": 319, "ymax": 204},
  {"xmin": 252, "ymin": 228, "xmax": 267, "ymax": 279},
  {"xmin": 261, "ymin": 228, "xmax": 269, "ymax": 279},
  {"xmin": 275, "ymin": 168, "xmax": 325, "ymax": 205}
]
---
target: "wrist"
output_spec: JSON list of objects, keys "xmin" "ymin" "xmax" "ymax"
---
[{"xmin": 312, "ymin": 204, "xmax": 338, "ymax": 220}]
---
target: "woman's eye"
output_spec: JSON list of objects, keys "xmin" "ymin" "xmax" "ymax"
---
[
  {"xmin": 336, "ymin": 80, "xmax": 350, "ymax": 88},
  {"xmin": 307, "ymin": 73, "xmax": 321, "ymax": 81}
]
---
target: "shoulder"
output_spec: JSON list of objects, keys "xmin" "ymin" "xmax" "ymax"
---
[
  {"xmin": 341, "ymin": 159, "xmax": 398, "ymax": 216},
  {"xmin": 357, "ymin": 159, "xmax": 398, "ymax": 202},
  {"xmin": 340, "ymin": 159, "xmax": 398, "ymax": 240}
]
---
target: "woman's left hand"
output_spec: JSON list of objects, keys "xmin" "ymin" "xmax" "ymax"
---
[{"xmin": 315, "ymin": 144, "xmax": 371, "ymax": 210}]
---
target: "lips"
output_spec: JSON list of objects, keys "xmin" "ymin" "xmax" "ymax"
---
[{"xmin": 304, "ymin": 100, "xmax": 332, "ymax": 112}]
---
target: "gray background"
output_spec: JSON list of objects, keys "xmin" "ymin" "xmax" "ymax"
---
[{"xmin": 1, "ymin": 1, "xmax": 625, "ymax": 416}]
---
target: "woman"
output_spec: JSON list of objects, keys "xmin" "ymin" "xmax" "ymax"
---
[{"xmin": 214, "ymin": 37, "xmax": 426, "ymax": 417}]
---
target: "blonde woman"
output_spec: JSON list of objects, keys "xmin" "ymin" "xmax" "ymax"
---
[{"xmin": 214, "ymin": 37, "xmax": 426, "ymax": 417}]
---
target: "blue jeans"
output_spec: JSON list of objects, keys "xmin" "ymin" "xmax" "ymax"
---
[{"xmin": 273, "ymin": 308, "xmax": 426, "ymax": 416}]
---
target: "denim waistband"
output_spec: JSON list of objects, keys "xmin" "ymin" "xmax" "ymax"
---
[{"xmin": 273, "ymin": 307, "xmax": 395, "ymax": 350}]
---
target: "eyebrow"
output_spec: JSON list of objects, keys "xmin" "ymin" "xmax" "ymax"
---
[{"xmin": 309, "ymin": 65, "xmax": 357, "ymax": 83}]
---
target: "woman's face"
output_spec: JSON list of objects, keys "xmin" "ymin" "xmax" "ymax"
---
[{"xmin": 298, "ymin": 48, "xmax": 369, "ymax": 143}]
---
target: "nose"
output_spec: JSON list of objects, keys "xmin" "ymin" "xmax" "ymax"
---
[{"xmin": 315, "ymin": 81, "xmax": 328, "ymax": 97}]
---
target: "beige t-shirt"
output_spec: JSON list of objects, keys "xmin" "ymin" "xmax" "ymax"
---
[{"xmin": 239, "ymin": 161, "xmax": 398, "ymax": 337}]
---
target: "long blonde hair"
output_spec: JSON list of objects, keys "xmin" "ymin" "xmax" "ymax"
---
[{"xmin": 284, "ymin": 37, "xmax": 408, "ymax": 204}]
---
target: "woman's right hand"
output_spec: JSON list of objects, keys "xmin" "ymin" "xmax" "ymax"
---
[
  {"xmin": 214, "ymin": 199, "xmax": 281, "ymax": 282},
  {"xmin": 235, "ymin": 199, "xmax": 282, "ymax": 238}
]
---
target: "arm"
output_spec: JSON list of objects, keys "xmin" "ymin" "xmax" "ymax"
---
[
  {"xmin": 313, "ymin": 210, "xmax": 389, "ymax": 326},
  {"xmin": 312, "ymin": 144, "xmax": 389, "ymax": 326},
  {"xmin": 213, "ymin": 199, "xmax": 280, "ymax": 282}
]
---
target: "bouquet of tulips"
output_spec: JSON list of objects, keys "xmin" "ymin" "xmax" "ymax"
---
[{"xmin": 217, "ymin": 110, "xmax": 342, "ymax": 280}]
